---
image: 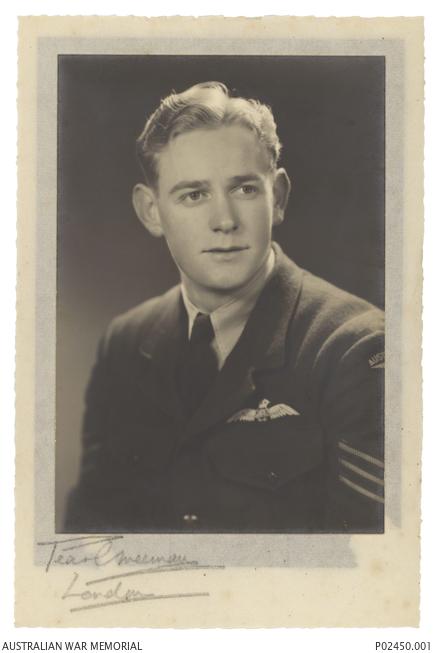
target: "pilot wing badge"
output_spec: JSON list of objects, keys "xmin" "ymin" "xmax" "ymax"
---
[{"xmin": 228, "ymin": 398, "xmax": 300, "ymax": 423}]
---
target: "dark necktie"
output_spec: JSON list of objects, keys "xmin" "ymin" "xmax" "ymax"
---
[{"xmin": 178, "ymin": 312, "xmax": 218, "ymax": 417}]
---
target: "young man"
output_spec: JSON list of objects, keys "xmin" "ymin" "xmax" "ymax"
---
[{"xmin": 65, "ymin": 82, "xmax": 384, "ymax": 533}]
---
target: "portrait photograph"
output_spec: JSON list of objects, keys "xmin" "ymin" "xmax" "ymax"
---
[
  {"xmin": 15, "ymin": 15, "xmax": 423, "ymax": 627},
  {"xmin": 57, "ymin": 54, "xmax": 385, "ymax": 535}
]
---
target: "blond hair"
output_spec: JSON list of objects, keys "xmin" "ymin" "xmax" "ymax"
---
[{"xmin": 136, "ymin": 81, "xmax": 282, "ymax": 188}]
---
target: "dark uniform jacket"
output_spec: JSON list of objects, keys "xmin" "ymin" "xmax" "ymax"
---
[{"xmin": 65, "ymin": 245, "xmax": 384, "ymax": 534}]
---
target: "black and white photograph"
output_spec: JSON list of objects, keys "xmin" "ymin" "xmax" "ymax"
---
[
  {"xmin": 58, "ymin": 55, "xmax": 385, "ymax": 535},
  {"xmin": 13, "ymin": 15, "xmax": 423, "ymax": 628}
]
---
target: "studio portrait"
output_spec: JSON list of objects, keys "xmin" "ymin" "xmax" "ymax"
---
[{"xmin": 57, "ymin": 55, "xmax": 385, "ymax": 534}]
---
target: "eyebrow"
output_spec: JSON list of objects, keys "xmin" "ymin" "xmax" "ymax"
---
[
  {"xmin": 168, "ymin": 174, "xmax": 263, "ymax": 195},
  {"xmin": 228, "ymin": 174, "xmax": 263, "ymax": 185},
  {"xmin": 169, "ymin": 179, "xmax": 209, "ymax": 195}
]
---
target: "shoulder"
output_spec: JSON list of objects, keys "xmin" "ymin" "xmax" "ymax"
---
[
  {"xmin": 276, "ymin": 258, "xmax": 385, "ymax": 421},
  {"xmin": 299, "ymin": 268, "xmax": 384, "ymax": 339},
  {"xmin": 300, "ymin": 271, "xmax": 384, "ymax": 382},
  {"xmin": 274, "ymin": 246, "xmax": 383, "ymax": 337},
  {"xmin": 101, "ymin": 284, "xmax": 180, "ymax": 355},
  {"xmin": 277, "ymin": 254, "xmax": 384, "ymax": 371}
]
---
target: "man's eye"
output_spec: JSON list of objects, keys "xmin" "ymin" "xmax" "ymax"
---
[
  {"xmin": 180, "ymin": 190, "xmax": 205, "ymax": 204},
  {"xmin": 237, "ymin": 184, "xmax": 258, "ymax": 196}
]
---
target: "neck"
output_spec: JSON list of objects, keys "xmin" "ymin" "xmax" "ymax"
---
[
  {"xmin": 180, "ymin": 249, "xmax": 274, "ymax": 313},
  {"xmin": 180, "ymin": 284, "xmax": 237, "ymax": 314}
]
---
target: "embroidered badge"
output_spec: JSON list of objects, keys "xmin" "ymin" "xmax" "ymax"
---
[
  {"xmin": 368, "ymin": 351, "xmax": 385, "ymax": 369},
  {"xmin": 227, "ymin": 398, "xmax": 300, "ymax": 423}
]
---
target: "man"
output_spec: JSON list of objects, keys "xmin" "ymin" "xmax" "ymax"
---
[{"xmin": 65, "ymin": 81, "xmax": 384, "ymax": 533}]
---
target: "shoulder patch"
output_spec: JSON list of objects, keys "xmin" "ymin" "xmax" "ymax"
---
[{"xmin": 368, "ymin": 351, "xmax": 384, "ymax": 369}]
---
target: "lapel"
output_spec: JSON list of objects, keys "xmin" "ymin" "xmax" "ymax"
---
[
  {"xmin": 184, "ymin": 245, "xmax": 304, "ymax": 439},
  {"xmin": 137, "ymin": 286, "xmax": 188, "ymax": 423}
]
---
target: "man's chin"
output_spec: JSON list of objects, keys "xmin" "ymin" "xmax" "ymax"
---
[
  {"xmin": 181, "ymin": 264, "xmax": 261, "ymax": 302},
  {"xmin": 205, "ymin": 275, "xmax": 251, "ymax": 294}
]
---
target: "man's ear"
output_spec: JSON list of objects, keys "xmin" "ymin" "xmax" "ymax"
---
[
  {"xmin": 272, "ymin": 168, "xmax": 291, "ymax": 226},
  {"xmin": 132, "ymin": 183, "xmax": 164, "ymax": 238}
]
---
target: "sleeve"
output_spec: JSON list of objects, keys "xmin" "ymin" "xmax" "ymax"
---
[
  {"xmin": 319, "ymin": 317, "xmax": 385, "ymax": 532},
  {"xmin": 64, "ymin": 329, "xmax": 124, "ymax": 532}
]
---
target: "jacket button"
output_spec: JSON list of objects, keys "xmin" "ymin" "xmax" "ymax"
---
[
  {"xmin": 183, "ymin": 513, "xmax": 199, "ymax": 525},
  {"xmin": 268, "ymin": 471, "xmax": 279, "ymax": 483}
]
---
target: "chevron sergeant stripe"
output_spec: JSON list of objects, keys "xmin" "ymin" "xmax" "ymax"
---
[
  {"xmin": 339, "ymin": 475, "xmax": 385, "ymax": 504},
  {"xmin": 339, "ymin": 458, "xmax": 384, "ymax": 486},
  {"xmin": 338, "ymin": 441, "xmax": 384, "ymax": 469}
]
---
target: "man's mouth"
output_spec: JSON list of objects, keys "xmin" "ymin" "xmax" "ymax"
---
[{"xmin": 203, "ymin": 246, "xmax": 249, "ymax": 253}]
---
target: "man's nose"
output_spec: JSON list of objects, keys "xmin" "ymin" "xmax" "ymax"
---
[{"xmin": 208, "ymin": 195, "xmax": 239, "ymax": 232}]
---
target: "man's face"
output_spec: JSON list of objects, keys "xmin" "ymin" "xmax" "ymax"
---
[{"xmin": 137, "ymin": 125, "xmax": 289, "ymax": 307}]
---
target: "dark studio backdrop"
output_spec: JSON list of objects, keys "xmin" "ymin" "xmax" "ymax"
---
[{"xmin": 56, "ymin": 54, "xmax": 385, "ymax": 530}]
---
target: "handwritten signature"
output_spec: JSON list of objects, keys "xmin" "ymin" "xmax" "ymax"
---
[
  {"xmin": 37, "ymin": 535, "xmax": 200, "ymax": 573},
  {"xmin": 37, "ymin": 536, "xmax": 223, "ymax": 613}
]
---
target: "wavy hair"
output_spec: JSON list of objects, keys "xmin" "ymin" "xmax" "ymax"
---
[{"xmin": 136, "ymin": 81, "xmax": 282, "ymax": 188}]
